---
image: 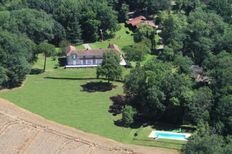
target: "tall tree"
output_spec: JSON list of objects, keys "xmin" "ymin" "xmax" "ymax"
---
[
  {"xmin": 121, "ymin": 105, "xmax": 136, "ymax": 127},
  {"xmin": 0, "ymin": 30, "xmax": 36, "ymax": 88},
  {"xmin": 182, "ymin": 134, "xmax": 224, "ymax": 154},
  {"xmin": 123, "ymin": 42, "xmax": 149, "ymax": 62},
  {"xmin": 124, "ymin": 0, "xmax": 171, "ymax": 14},
  {"xmin": 124, "ymin": 59, "xmax": 193, "ymax": 122},
  {"xmin": 173, "ymin": 54, "xmax": 193, "ymax": 74},
  {"xmin": 0, "ymin": 66, "xmax": 8, "ymax": 88},
  {"xmin": 9, "ymin": 9, "xmax": 56, "ymax": 43},
  {"xmin": 204, "ymin": 51, "xmax": 232, "ymax": 96},
  {"xmin": 186, "ymin": 87, "xmax": 213, "ymax": 124},
  {"xmin": 80, "ymin": 10, "xmax": 100, "ymax": 42},
  {"xmin": 66, "ymin": 18, "xmax": 82, "ymax": 43},
  {"xmin": 118, "ymin": 3, "xmax": 129, "ymax": 22},
  {"xmin": 134, "ymin": 24, "xmax": 154, "ymax": 42},
  {"xmin": 221, "ymin": 25, "xmax": 232, "ymax": 53},
  {"xmin": 215, "ymin": 95, "xmax": 232, "ymax": 135},
  {"xmin": 54, "ymin": 0, "xmax": 82, "ymax": 43},
  {"xmin": 92, "ymin": 0, "xmax": 118, "ymax": 39},
  {"xmin": 97, "ymin": 51, "xmax": 122, "ymax": 82},
  {"xmin": 207, "ymin": 0, "xmax": 232, "ymax": 24},
  {"xmin": 184, "ymin": 10, "xmax": 226, "ymax": 64},
  {"xmin": 175, "ymin": 0, "xmax": 199, "ymax": 14},
  {"xmin": 37, "ymin": 41, "xmax": 56, "ymax": 72},
  {"xmin": 204, "ymin": 51, "xmax": 232, "ymax": 135},
  {"xmin": 160, "ymin": 11, "xmax": 187, "ymax": 53}
]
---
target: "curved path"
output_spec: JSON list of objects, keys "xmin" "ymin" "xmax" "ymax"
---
[{"xmin": 0, "ymin": 98, "xmax": 179, "ymax": 154}]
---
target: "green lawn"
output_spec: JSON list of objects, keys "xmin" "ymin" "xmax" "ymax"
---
[
  {"xmin": 0, "ymin": 56, "xmax": 185, "ymax": 150},
  {"xmin": 90, "ymin": 23, "xmax": 134, "ymax": 50},
  {"xmin": 76, "ymin": 44, "xmax": 85, "ymax": 50},
  {"xmin": 76, "ymin": 23, "xmax": 159, "ymax": 51}
]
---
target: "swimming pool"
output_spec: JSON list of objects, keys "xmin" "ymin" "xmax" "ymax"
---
[{"xmin": 148, "ymin": 131, "xmax": 191, "ymax": 141}]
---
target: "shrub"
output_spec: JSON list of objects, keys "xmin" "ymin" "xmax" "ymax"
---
[{"xmin": 122, "ymin": 105, "xmax": 136, "ymax": 127}]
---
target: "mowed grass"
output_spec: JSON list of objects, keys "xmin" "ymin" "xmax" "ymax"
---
[
  {"xmin": 90, "ymin": 23, "xmax": 134, "ymax": 49},
  {"xmin": 76, "ymin": 44, "xmax": 85, "ymax": 50},
  {"xmin": 0, "ymin": 55, "xmax": 185, "ymax": 150},
  {"xmin": 89, "ymin": 24, "xmax": 160, "ymax": 50},
  {"xmin": 0, "ymin": 58, "xmax": 133, "ymax": 142}
]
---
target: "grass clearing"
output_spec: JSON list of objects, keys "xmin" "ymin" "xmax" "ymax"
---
[
  {"xmin": 0, "ymin": 54, "xmax": 185, "ymax": 150},
  {"xmin": 76, "ymin": 44, "xmax": 85, "ymax": 50},
  {"xmin": 0, "ymin": 59, "xmax": 132, "ymax": 142},
  {"xmin": 90, "ymin": 24, "xmax": 134, "ymax": 49}
]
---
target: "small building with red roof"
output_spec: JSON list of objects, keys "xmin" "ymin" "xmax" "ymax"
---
[
  {"xmin": 126, "ymin": 16, "xmax": 158, "ymax": 29},
  {"xmin": 126, "ymin": 16, "xmax": 146, "ymax": 27}
]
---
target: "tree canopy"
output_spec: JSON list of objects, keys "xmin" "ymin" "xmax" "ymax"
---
[
  {"xmin": 97, "ymin": 51, "xmax": 122, "ymax": 82},
  {"xmin": 0, "ymin": 30, "xmax": 36, "ymax": 88},
  {"xmin": 0, "ymin": 0, "xmax": 119, "ymax": 88},
  {"xmin": 1, "ymin": 0, "xmax": 232, "ymax": 151},
  {"xmin": 37, "ymin": 41, "xmax": 56, "ymax": 72}
]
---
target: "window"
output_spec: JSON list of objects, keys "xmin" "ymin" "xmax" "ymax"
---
[
  {"xmin": 93, "ymin": 56, "xmax": 96, "ymax": 65},
  {"xmin": 86, "ymin": 59, "xmax": 92, "ymax": 65},
  {"xmin": 72, "ymin": 54, "xmax": 77, "ymax": 60},
  {"xmin": 83, "ymin": 56, "xmax": 86, "ymax": 65}
]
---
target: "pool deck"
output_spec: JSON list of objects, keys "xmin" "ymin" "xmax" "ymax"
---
[{"xmin": 148, "ymin": 130, "xmax": 191, "ymax": 141}]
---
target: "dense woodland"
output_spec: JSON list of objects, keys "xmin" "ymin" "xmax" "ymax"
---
[{"xmin": 0, "ymin": 0, "xmax": 232, "ymax": 153}]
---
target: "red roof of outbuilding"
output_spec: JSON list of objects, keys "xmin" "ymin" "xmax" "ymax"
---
[
  {"xmin": 126, "ymin": 16, "xmax": 157, "ymax": 28},
  {"xmin": 126, "ymin": 16, "xmax": 146, "ymax": 26}
]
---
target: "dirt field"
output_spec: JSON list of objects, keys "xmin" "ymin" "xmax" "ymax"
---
[{"xmin": 0, "ymin": 98, "xmax": 179, "ymax": 154}]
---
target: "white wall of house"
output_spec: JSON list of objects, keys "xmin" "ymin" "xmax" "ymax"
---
[
  {"xmin": 67, "ymin": 55, "xmax": 103, "ymax": 66},
  {"xmin": 79, "ymin": 59, "xmax": 103, "ymax": 65}
]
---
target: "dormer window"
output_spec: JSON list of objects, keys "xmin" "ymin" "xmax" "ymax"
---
[{"xmin": 72, "ymin": 54, "xmax": 77, "ymax": 60}]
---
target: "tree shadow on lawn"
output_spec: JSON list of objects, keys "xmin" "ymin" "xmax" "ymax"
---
[
  {"xmin": 153, "ymin": 122, "xmax": 196, "ymax": 133},
  {"xmin": 151, "ymin": 123, "xmax": 181, "ymax": 131},
  {"xmin": 109, "ymin": 95, "xmax": 148, "ymax": 129},
  {"xmin": 44, "ymin": 77, "xmax": 97, "ymax": 80},
  {"xmin": 114, "ymin": 119, "xmax": 147, "ymax": 129},
  {"xmin": 44, "ymin": 76, "xmax": 124, "ymax": 83},
  {"xmin": 109, "ymin": 95, "xmax": 126, "ymax": 116},
  {"xmin": 30, "ymin": 68, "xmax": 44, "ymax": 75},
  {"xmin": 81, "ymin": 81, "xmax": 117, "ymax": 92}
]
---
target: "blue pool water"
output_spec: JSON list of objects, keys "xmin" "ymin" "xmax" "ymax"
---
[{"xmin": 154, "ymin": 131, "xmax": 187, "ymax": 140}]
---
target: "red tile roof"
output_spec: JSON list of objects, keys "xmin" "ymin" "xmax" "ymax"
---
[
  {"xmin": 78, "ymin": 49, "xmax": 105, "ymax": 58},
  {"xmin": 126, "ymin": 16, "xmax": 146, "ymax": 27},
  {"xmin": 66, "ymin": 45, "xmax": 78, "ymax": 56},
  {"xmin": 108, "ymin": 44, "xmax": 121, "ymax": 53},
  {"xmin": 126, "ymin": 16, "xmax": 157, "ymax": 28},
  {"xmin": 66, "ymin": 44, "xmax": 121, "ymax": 58}
]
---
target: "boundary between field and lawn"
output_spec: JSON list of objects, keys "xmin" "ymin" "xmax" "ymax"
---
[{"xmin": 0, "ymin": 98, "xmax": 179, "ymax": 154}]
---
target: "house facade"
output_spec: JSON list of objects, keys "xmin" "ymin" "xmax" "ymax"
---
[{"xmin": 65, "ymin": 44, "xmax": 126, "ymax": 68}]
